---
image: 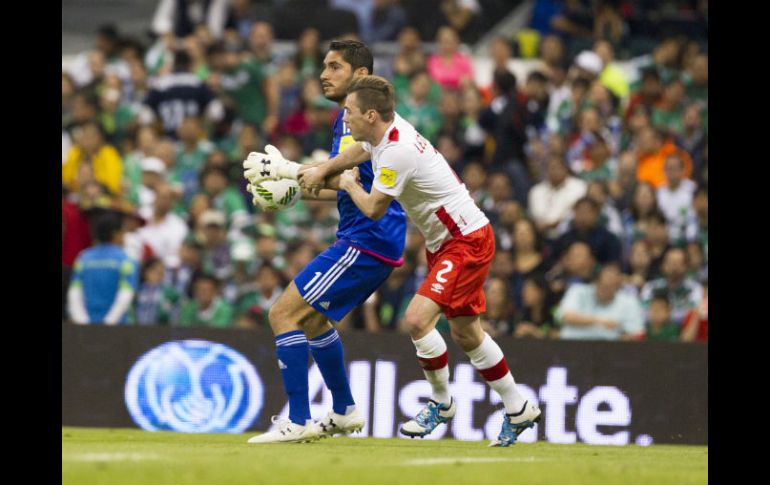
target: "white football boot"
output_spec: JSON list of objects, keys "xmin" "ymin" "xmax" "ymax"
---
[
  {"xmin": 247, "ymin": 416, "xmax": 321, "ymax": 444},
  {"xmin": 399, "ymin": 399, "xmax": 456, "ymax": 438},
  {"xmin": 315, "ymin": 407, "xmax": 365, "ymax": 438}
]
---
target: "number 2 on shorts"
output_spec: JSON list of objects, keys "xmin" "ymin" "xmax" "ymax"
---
[{"xmin": 436, "ymin": 260, "xmax": 453, "ymax": 283}]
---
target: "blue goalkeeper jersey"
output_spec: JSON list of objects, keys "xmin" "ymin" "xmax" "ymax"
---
[
  {"xmin": 331, "ymin": 109, "xmax": 406, "ymax": 265},
  {"xmin": 70, "ymin": 244, "xmax": 139, "ymax": 324}
]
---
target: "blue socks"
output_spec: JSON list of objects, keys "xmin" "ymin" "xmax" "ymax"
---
[
  {"xmin": 309, "ymin": 328, "xmax": 355, "ymax": 415},
  {"xmin": 275, "ymin": 330, "xmax": 310, "ymax": 425}
]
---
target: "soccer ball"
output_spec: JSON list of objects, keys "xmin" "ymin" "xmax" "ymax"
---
[{"xmin": 250, "ymin": 179, "xmax": 301, "ymax": 210}]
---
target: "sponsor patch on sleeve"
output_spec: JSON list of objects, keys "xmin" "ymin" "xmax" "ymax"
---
[{"xmin": 380, "ymin": 168, "xmax": 397, "ymax": 187}]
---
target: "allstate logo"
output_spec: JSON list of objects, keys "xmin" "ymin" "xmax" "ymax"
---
[{"xmin": 125, "ymin": 340, "xmax": 263, "ymax": 433}]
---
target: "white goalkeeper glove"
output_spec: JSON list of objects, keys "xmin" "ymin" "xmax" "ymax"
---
[{"xmin": 243, "ymin": 144, "xmax": 301, "ymax": 185}]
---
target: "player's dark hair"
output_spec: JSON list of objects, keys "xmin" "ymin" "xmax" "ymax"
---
[{"xmin": 329, "ymin": 40, "xmax": 374, "ymax": 75}]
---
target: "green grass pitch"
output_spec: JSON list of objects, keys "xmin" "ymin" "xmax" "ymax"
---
[{"xmin": 62, "ymin": 427, "xmax": 707, "ymax": 485}]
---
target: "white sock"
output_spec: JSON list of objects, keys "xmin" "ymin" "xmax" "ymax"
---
[
  {"xmin": 466, "ymin": 333, "xmax": 526, "ymax": 414},
  {"xmin": 412, "ymin": 329, "xmax": 451, "ymax": 405}
]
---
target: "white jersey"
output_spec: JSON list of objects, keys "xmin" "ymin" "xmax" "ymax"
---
[{"xmin": 361, "ymin": 113, "xmax": 489, "ymax": 252}]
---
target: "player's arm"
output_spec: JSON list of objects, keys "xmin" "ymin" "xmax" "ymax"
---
[
  {"xmin": 300, "ymin": 188, "xmax": 338, "ymax": 201},
  {"xmin": 338, "ymin": 167, "xmax": 394, "ymax": 220},
  {"xmin": 299, "ymin": 143, "xmax": 370, "ymax": 192}
]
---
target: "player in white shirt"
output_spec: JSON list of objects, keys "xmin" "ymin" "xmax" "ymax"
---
[{"xmin": 299, "ymin": 75, "xmax": 541, "ymax": 446}]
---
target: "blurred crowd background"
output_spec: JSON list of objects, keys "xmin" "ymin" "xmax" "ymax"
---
[{"xmin": 62, "ymin": 0, "xmax": 708, "ymax": 342}]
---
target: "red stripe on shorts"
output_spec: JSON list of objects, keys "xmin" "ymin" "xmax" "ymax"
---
[
  {"xmin": 417, "ymin": 351, "xmax": 448, "ymax": 371},
  {"xmin": 478, "ymin": 358, "xmax": 509, "ymax": 382},
  {"xmin": 435, "ymin": 207, "xmax": 462, "ymax": 238}
]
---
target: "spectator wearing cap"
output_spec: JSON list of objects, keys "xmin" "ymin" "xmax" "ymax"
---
[
  {"xmin": 208, "ymin": 40, "xmax": 278, "ymax": 135},
  {"xmin": 62, "ymin": 121, "xmax": 123, "ymax": 196},
  {"xmin": 556, "ymin": 264, "xmax": 645, "ymax": 341},
  {"xmin": 178, "ymin": 273, "xmax": 234, "ymax": 327},
  {"xmin": 137, "ymin": 183, "xmax": 189, "ymax": 270},
  {"xmin": 137, "ymin": 156, "xmax": 167, "ymax": 219},
  {"xmin": 197, "ymin": 209, "xmax": 232, "ymax": 281},
  {"xmin": 67, "ymin": 212, "xmax": 139, "ymax": 325},
  {"xmin": 528, "ymin": 155, "xmax": 587, "ymax": 239},
  {"xmin": 427, "ymin": 26, "xmax": 475, "ymax": 91},
  {"xmin": 571, "ymin": 50, "xmax": 603, "ymax": 83},
  {"xmin": 640, "ymin": 247, "xmax": 703, "ymax": 327}
]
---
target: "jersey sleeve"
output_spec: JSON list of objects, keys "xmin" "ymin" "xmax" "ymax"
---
[
  {"xmin": 372, "ymin": 145, "xmax": 415, "ymax": 197},
  {"xmin": 120, "ymin": 258, "xmax": 140, "ymax": 291}
]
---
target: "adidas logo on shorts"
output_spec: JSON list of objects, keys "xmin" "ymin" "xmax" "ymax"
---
[
  {"xmin": 319, "ymin": 301, "xmax": 331, "ymax": 310},
  {"xmin": 431, "ymin": 283, "xmax": 444, "ymax": 294}
]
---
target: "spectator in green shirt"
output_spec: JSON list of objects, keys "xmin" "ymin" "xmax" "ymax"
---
[
  {"xmin": 397, "ymin": 70, "xmax": 442, "ymax": 144},
  {"xmin": 208, "ymin": 41, "xmax": 277, "ymax": 135},
  {"xmin": 178, "ymin": 273, "xmax": 234, "ymax": 327},
  {"xmin": 645, "ymin": 293, "xmax": 680, "ymax": 342}
]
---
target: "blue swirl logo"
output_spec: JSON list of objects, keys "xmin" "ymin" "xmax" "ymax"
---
[{"xmin": 124, "ymin": 340, "xmax": 263, "ymax": 433}]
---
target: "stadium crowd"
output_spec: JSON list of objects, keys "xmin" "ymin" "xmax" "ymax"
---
[{"xmin": 62, "ymin": 0, "xmax": 708, "ymax": 342}]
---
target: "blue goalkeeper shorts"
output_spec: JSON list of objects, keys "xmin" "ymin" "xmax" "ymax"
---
[{"xmin": 294, "ymin": 241, "xmax": 394, "ymax": 322}]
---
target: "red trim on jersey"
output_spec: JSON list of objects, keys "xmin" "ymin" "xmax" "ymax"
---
[
  {"xmin": 417, "ymin": 351, "xmax": 449, "ymax": 371},
  {"xmin": 435, "ymin": 207, "xmax": 462, "ymax": 238},
  {"xmin": 478, "ymin": 358, "xmax": 509, "ymax": 382},
  {"xmin": 388, "ymin": 127, "xmax": 399, "ymax": 142}
]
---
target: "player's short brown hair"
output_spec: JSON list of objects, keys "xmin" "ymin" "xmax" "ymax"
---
[{"xmin": 346, "ymin": 75, "xmax": 395, "ymax": 122}]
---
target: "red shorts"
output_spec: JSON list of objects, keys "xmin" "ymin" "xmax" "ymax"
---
[{"xmin": 416, "ymin": 224, "xmax": 495, "ymax": 319}]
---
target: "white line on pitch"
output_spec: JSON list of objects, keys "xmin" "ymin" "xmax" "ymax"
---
[{"xmin": 64, "ymin": 452, "xmax": 163, "ymax": 462}]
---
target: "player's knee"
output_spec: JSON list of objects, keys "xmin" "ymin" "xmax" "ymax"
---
[{"xmin": 402, "ymin": 311, "xmax": 428, "ymax": 336}]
